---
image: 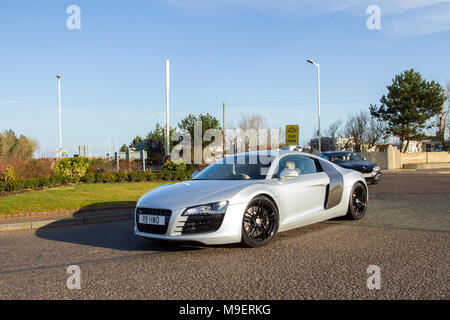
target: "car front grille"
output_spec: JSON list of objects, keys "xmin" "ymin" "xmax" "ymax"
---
[
  {"xmin": 136, "ymin": 207, "xmax": 172, "ymax": 235},
  {"xmin": 179, "ymin": 214, "xmax": 225, "ymax": 235},
  {"xmin": 362, "ymin": 167, "xmax": 373, "ymax": 174}
]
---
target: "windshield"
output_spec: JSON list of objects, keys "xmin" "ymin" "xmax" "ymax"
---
[
  {"xmin": 324, "ymin": 152, "xmax": 363, "ymax": 163},
  {"xmin": 192, "ymin": 155, "xmax": 275, "ymax": 180}
]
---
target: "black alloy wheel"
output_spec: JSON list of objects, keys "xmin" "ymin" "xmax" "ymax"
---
[
  {"xmin": 346, "ymin": 182, "xmax": 368, "ymax": 220},
  {"xmin": 241, "ymin": 196, "xmax": 279, "ymax": 247}
]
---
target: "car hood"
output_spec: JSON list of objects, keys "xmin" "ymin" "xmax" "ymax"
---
[
  {"xmin": 137, "ymin": 180, "xmax": 260, "ymax": 210},
  {"xmin": 337, "ymin": 161, "xmax": 376, "ymax": 171}
]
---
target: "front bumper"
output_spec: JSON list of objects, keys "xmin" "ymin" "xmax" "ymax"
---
[
  {"xmin": 364, "ymin": 171, "xmax": 382, "ymax": 182},
  {"xmin": 134, "ymin": 202, "xmax": 247, "ymax": 245}
]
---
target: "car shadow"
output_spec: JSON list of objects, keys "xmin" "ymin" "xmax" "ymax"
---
[
  {"xmin": 34, "ymin": 202, "xmax": 205, "ymax": 252},
  {"xmin": 34, "ymin": 202, "xmax": 346, "ymax": 252}
]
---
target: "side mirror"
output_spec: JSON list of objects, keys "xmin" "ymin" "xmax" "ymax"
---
[
  {"xmin": 280, "ymin": 168, "xmax": 299, "ymax": 182},
  {"xmin": 191, "ymin": 171, "xmax": 199, "ymax": 179}
]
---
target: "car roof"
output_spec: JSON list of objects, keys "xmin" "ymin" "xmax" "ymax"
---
[
  {"xmin": 229, "ymin": 150, "xmax": 319, "ymax": 159},
  {"xmin": 320, "ymin": 151, "xmax": 354, "ymax": 154}
]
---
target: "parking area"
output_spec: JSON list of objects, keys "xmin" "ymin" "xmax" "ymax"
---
[{"xmin": 0, "ymin": 173, "xmax": 449, "ymax": 299}]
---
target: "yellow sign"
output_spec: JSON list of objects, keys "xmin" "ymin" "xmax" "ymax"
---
[{"xmin": 286, "ymin": 125, "xmax": 299, "ymax": 145}]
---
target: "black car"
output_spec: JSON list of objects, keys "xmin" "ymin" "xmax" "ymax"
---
[{"xmin": 318, "ymin": 151, "xmax": 382, "ymax": 184}]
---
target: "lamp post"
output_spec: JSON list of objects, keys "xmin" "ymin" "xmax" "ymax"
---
[
  {"xmin": 307, "ymin": 59, "xmax": 321, "ymax": 153},
  {"xmin": 56, "ymin": 74, "xmax": 63, "ymax": 156},
  {"xmin": 165, "ymin": 60, "xmax": 170, "ymax": 163}
]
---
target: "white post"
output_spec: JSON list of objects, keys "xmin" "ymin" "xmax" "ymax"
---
[
  {"xmin": 57, "ymin": 74, "xmax": 62, "ymax": 155},
  {"xmin": 165, "ymin": 60, "xmax": 170, "ymax": 162},
  {"xmin": 317, "ymin": 64, "xmax": 321, "ymax": 154}
]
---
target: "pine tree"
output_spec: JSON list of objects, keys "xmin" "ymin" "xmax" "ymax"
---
[{"xmin": 370, "ymin": 69, "xmax": 446, "ymax": 152}]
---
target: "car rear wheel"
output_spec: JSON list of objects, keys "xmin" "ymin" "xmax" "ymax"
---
[
  {"xmin": 346, "ymin": 182, "xmax": 368, "ymax": 220},
  {"xmin": 241, "ymin": 196, "xmax": 279, "ymax": 248}
]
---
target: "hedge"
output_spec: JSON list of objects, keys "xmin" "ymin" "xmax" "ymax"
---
[{"xmin": 0, "ymin": 170, "xmax": 194, "ymax": 195}]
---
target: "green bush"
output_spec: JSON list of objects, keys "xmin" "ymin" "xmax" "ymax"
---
[
  {"xmin": 0, "ymin": 181, "xmax": 7, "ymax": 193},
  {"xmin": 103, "ymin": 173, "xmax": 117, "ymax": 183},
  {"xmin": 128, "ymin": 171, "xmax": 146, "ymax": 182},
  {"xmin": 54, "ymin": 157, "xmax": 91, "ymax": 183},
  {"xmin": 49, "ymin": 174, "xmax": 63, "ymax": 185},
  {"xmin": 94, "ymin": 173, "xmax": 104, "ymax": 183},
  {"xmin": 37, "ymin": 177, "xmax": 51, "ymax": 188},
  {"xmin": 0, "ymin": 165, "xmax": 18, "ymax": 182},
  {"xmin": 23, "ymin": 178, "xmax": 40, "ymax": 190},
  {"xmin": 82, "ymin": 173, "xmax": 96, "ymax": 184},
  {"xmin": 146, "ymin": 172, "xmax": 157, "ymax": 181},
  {"xmin": 6, "ymin": 180, "xmax": 25, "ymax": 192},
  {"xmin": 86, "ymin": 158, "xmax": 113, "ymax": 174},
  {"xmin": 115, "ymin": 172, "xmax": 127, "ymax": 182},
  {"xmin": 162, "ymin": 160, "xmax": 187, "ymax": 174}
]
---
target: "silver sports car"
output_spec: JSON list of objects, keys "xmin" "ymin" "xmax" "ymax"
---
[{"xmin": 135, "ymin": 150, "xmax": 368, "ymax": 247}]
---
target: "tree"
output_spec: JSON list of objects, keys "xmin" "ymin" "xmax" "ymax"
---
[
  {"xmin": 325, "ymin": 119, "xmax": 342, "ymax": 150},
  {"xmin": 0, "ymin": 130, "xmax": 38, "ymax": 160},
  {"xmin": 119, "ymin": 144, "xmax": 129, "ymax": 152},
  {"xmin": 238, "ymin": 113, "xmax": 267, "ymax": 132},
  {"xmin": 341, "ymin": 111, "xmax": 386, "ymax": 151},
  {"xmin": 364, "ymin": 116, "xmax": 387, "ymax": 150},
  {"xmin": 343, "ymin": 111, "xmax": 368, "ymax": 151},
  {"xmin": 129, "ymin": 135, "xmax": 144, "ymax": 149},
  {"xmin": 236, "ymin": 113, "xmax": 283, "ymax": 150},
  {"xmin": 370, "ymin": 69, "xmax": 446, "ymax": 152},
  {"xmin": 178, "ymin": 113, "xmax": 221, "ymax": 148}
]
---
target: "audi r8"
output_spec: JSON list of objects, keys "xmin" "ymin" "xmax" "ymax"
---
[{"xmin": 135, "ymin": 150, "xmax": 368, "ymax": 247}]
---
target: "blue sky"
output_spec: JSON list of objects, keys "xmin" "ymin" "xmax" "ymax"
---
[{"xmin": 1, "ymin": 0, "xmax": 449, "ymax": 156}]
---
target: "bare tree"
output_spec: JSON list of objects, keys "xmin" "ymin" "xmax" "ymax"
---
[
  {"xmin": 365, "ymin": 116, "xmax": 387, "ymax": 150},
  {"xmin": 343, "ymin": 111, "xmax": 386, "ymax": 151},
  {"xmin": 238, "ymin": 113, "xmax": 267, "ymax": 132},
  {"xmin": 325, "ymin": 119, "xmax": 342, "ymax": 150},
  {"xmin": 343, "ymin": 111, "xmax": 368, "ymax": 151}
]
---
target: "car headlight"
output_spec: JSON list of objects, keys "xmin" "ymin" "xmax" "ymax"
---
[
  {"xmin": 182, "ymin": 201, "xmax": 229, "ymax": 216},
  {"xmin": 373, "ymin": 166, "xmax": 381, "ymax": 172}
]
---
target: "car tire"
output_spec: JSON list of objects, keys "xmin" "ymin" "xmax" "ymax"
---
[
  {"xmin": 346, "ymin": 182, "xmax": 368, "ymax": 220},
  {"xmin": 241, "ymin": 196, "xmax": 279, "ymax": 248}
]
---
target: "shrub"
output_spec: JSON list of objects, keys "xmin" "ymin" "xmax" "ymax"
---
[
  {"xmin": 162, "ymin": 160, "xmax": 187, "ymax": 174},
  {"xmin": 37, "ymin": 177, "xmax": 51, "ymax": 188},
  {"xmin": 128, "ymin": 171, "xmax": 146, "ymax": 182},
  {"xmin": 49, "ymin": 174, "xmax": 63, "ymax": 185},
  {"xmin": 22, "ymin": 178, "xmax": 40, "ymax": 190},
  {"xmin": 6, "ymin": 179, "xmax": 25, "ymax": 192},
  {"xmin": 115, "ymin": 172, "xmax": 127, "ymax": 182},
  {"xmin": 86, "ymin": 158, "xmax": 113, "ymax": 174},
  {"xmin": 94, "ymin": 173, "xmax": 104, "ymax": 183},
  {"xmin": 16, "ymin": 159, "xmax": 55, "ymax": 179},
  {"xmin": 146, "ymin": 172, "xmax": 157, "ymax": 181},
  {"xmin": 0, "ymin": 165, "xmax": 18, "ymax": 182},
  {"xmin": 103, "ymin": 173, "xmax": 117, "ymax": 183},
  {"xmin": 54, "ymin": 158, "xmax": 91, "ymax": 183},
  {"xmin": 0, "ymin": 181, "xmax": 7, "ymax": 193},
  {"xmin": 82, "ymin": 173, "xmax": 96, "ymax": 184}
]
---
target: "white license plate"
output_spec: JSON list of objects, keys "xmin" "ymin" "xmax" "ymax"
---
[{"xmin": 139, "ymin": 215, "xmax": 166, "ymax": 226}]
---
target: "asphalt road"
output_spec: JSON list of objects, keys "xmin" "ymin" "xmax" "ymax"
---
[{"xmin": 0, "ymin": 173, "xmax": 449, "ymax": 300}]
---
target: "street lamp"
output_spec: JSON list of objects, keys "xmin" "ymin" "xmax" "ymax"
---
[
  {"xmin": 307, "ymin": 59, "xmax": 321, "ymax": 153},
  {"xmin": 165, "ymin": 60, "xmax": 170, "ymax": 163},
  {"xmin": 56, "ymin": 74, "xmax": 63, "ymax": 157}
]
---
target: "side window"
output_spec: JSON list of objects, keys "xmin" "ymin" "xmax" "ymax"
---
[{"xmin": 275, "ymin": 155, "xmax": 318, "ymax": 177}]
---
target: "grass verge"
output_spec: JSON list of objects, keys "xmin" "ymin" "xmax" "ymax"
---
[{"xmin": 0, "ymin": 182, "xmax": 166, "ymax": 215}]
